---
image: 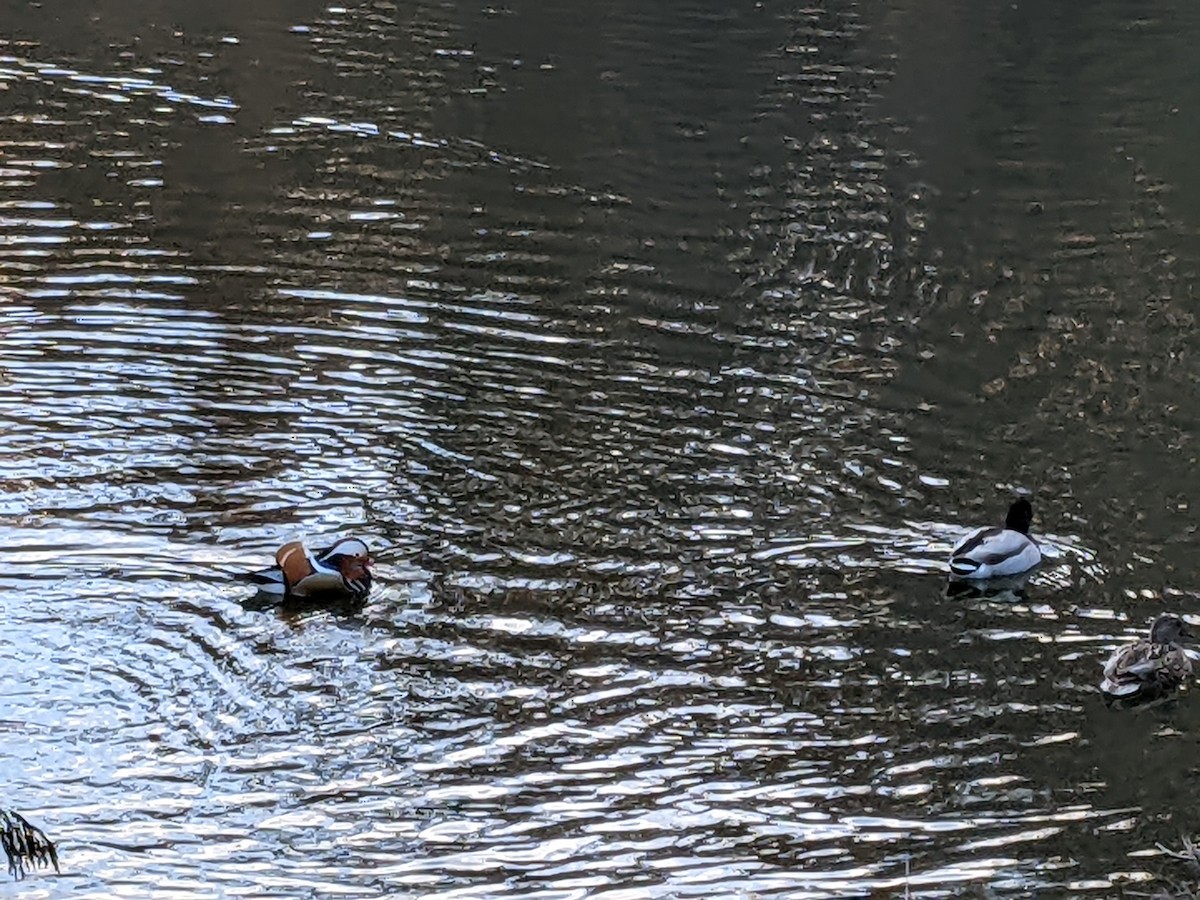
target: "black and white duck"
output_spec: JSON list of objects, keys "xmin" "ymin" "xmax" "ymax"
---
[{"xmin": 949, "ymin": 498, "xmax": 1041, "ymax": 580}]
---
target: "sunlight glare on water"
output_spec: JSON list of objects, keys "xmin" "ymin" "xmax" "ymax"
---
[{"xmin": 2, "ymin": 0, "xmax": 1200, "ymax": 897}]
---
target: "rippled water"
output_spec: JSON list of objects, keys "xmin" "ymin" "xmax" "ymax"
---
[{"xmin": 5, "ymin": 0, "xmax": 1200, "ymax": 896}]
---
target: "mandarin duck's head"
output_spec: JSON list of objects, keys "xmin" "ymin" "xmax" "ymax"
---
[{"xmin": 323, "ymin": 538, "xmax": 373, "ymax": 582}]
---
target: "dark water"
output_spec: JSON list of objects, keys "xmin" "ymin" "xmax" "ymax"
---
[{"xmin": 3, "ymin": 0, "xmax": 1200, "ymax": 896}]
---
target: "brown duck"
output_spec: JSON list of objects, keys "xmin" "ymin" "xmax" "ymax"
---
[{"xmin": 1100, "ymin": 614, "xmax": 1193, "ymax": 704}]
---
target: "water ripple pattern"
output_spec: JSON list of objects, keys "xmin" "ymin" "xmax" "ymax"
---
[{"xmin": 0, "ymin": 0, "xmax": 1193, "ymax": 898}]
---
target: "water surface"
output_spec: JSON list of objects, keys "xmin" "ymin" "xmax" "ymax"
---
[{"xmin": 3, "ymin": 0, "xmax": 1200, "ymax": 896}]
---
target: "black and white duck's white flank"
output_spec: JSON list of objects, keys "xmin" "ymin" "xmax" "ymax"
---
[
  {"xmin": 949, "ymin": 498, "xmax": 1041, "ymax": 580},
  {"xmin": 1100, "ymin": 613, "xmax": 1194, "ymax": 704}
]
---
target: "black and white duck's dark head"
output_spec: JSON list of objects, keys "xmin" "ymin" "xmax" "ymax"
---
[{"xmin": 1003, "ymin": 498, "xmax": 1034, "ymax": 535}]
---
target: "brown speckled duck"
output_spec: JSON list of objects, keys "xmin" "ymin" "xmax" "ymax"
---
[{"xmin": 1100, "ymin": 614, "xmax": 1193, "ymax": 705}]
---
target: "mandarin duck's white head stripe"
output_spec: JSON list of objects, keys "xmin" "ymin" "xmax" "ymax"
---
[
  {"xmin": 244, "ymin": 537, "xmax": 374, "ymax": 601},
  {"xmin": 316, "ymin": 539, "xmax": 371, "ymax": 559}
]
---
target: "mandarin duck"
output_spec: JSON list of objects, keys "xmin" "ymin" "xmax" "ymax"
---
[{"xmin": 245, "ymin": 537, "xmax": 374, "ymax": 600}]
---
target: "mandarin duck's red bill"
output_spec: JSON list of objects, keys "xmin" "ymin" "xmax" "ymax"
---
[{"xmin": 244, "ymin": 537, "xmax": 374, "ymax": 601}]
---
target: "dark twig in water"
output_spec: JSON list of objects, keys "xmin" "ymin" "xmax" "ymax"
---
[
  {"xmin": 1157, "ymin": 836, "xmax": 1200, "ymax": 863},
  {"xmin": 1144, "ymin": 836, "xmax": 1200, "ymax": 898},
  {"xmin": 0, "ymin": 809, "xmax": 58, "ymax": 879}
]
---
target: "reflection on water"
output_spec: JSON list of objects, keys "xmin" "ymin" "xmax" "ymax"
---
[{"xmin": 2, "ymin": 0, "xmax": 1200, "ymax": 896}]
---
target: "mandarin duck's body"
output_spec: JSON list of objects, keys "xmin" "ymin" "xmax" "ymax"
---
[
  {"xmin": 245, "ymin": 538, "xmax": 373, "ymax": 601},
  {"xmin": 1101, "ymin": 614, "xmax": 1193, "ymax": 706},
  {"xmin": 949, "ymin": 498, "xmax": 1042, "ymax": 580}
]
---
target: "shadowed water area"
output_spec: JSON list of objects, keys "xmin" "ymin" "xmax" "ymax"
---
[{"xmin": 4, "ymin": 0, "xmax": 1200, "ymax": 896}]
